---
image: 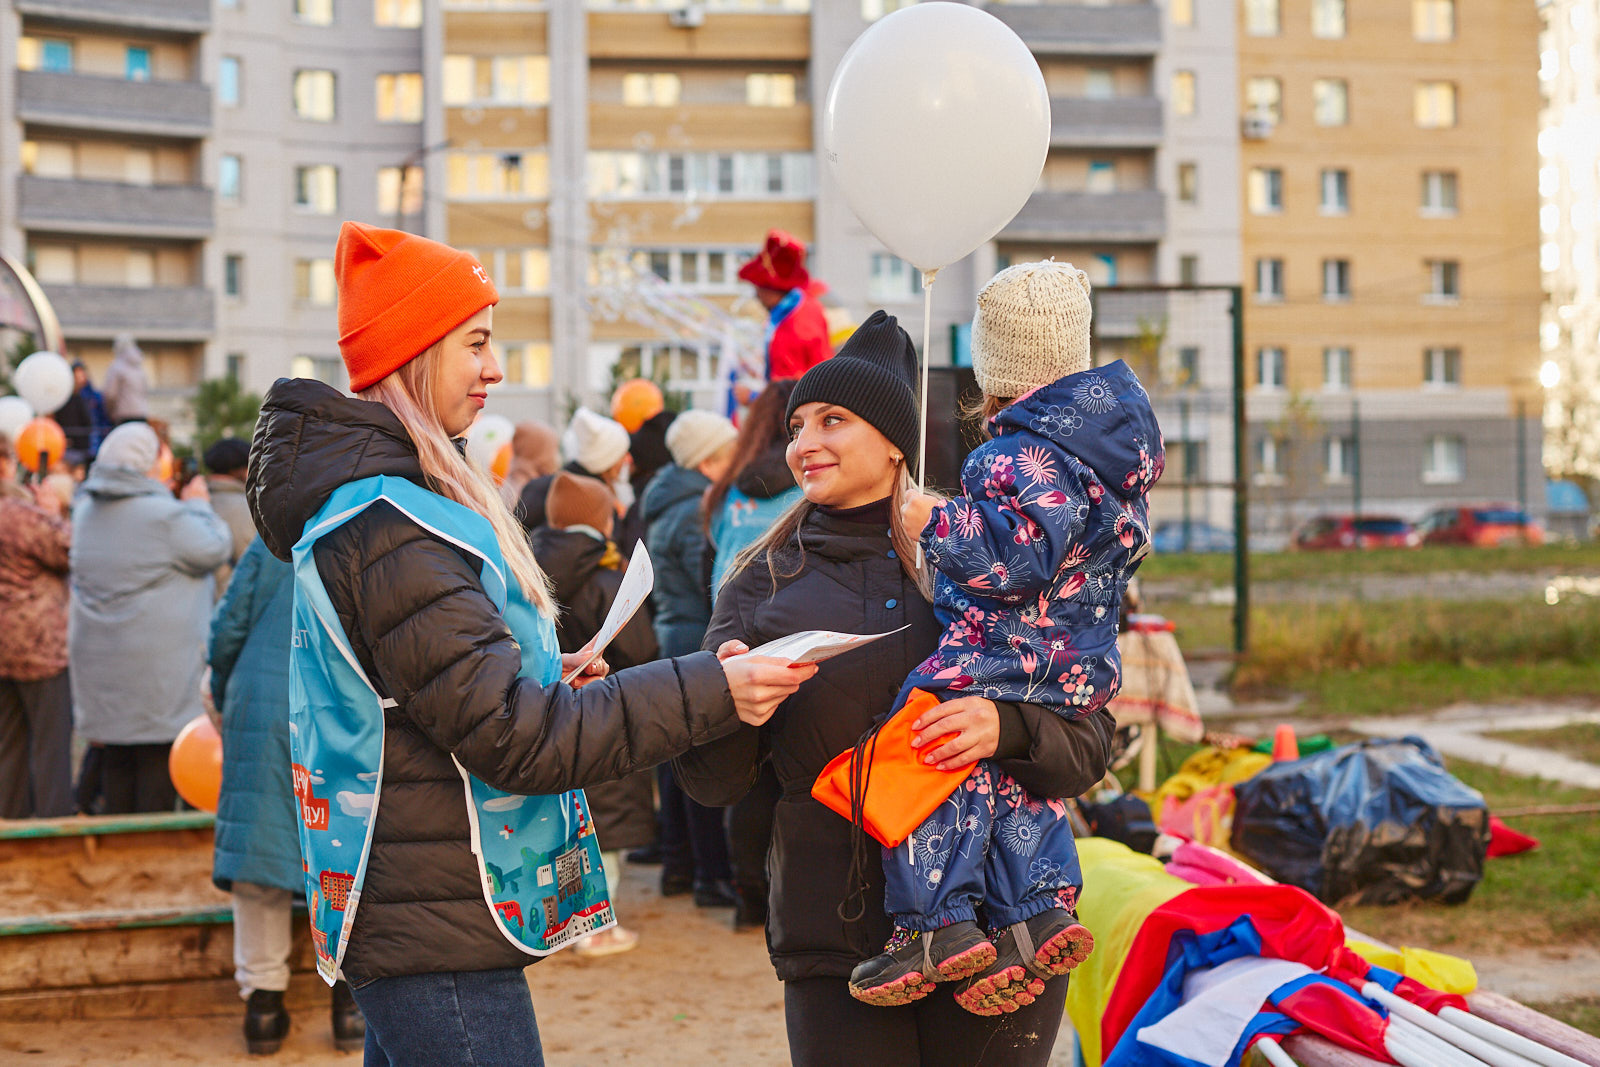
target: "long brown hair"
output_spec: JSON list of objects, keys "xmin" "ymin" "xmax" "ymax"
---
[
  {"xmin": 359, "ymin": 345, "xmax": 557, "ymax": 617},
  {"xmin": 723, "ymin": 458, "xmax": 932, "ymax": 601},
  {"xmin": 701, "ymin": 379, "xmax": 797, "ymax": 533}
]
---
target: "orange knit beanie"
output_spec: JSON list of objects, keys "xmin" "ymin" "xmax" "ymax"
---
[{"xmin": 334, "ymin": 221, "xmax": 500, "ymax": 392}]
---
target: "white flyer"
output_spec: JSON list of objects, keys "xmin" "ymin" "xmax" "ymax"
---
[
  {"xmin": 730, "ymin": 625, "xmax": 909, "ymax": 666},
  {"xmin": 561, "ymin": 540, "xmax": 653, "ymax": 684}
]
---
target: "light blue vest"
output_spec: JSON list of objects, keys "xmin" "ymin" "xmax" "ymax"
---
[
  {"xmin": 288, "ymin": 476, "xmax": 613, "ymax": 984},
  {"xmin": 710, "ymin": 485, "xmax": 802, "ymax": 592}
]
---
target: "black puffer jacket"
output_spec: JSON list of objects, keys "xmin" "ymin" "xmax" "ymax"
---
[
  {"xmin": 674, "ymin": 506, "xmax": 1115, "ymax": 982},
  {"xmin": 529, "ymin": 525, "xmax": 659, "ymax": 851},
  {"xmin": 248, "ymin": 379, "xmax": 735, "ymax": 982}
]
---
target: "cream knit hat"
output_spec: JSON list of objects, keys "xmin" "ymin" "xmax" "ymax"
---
[
  {"xmin": 971, "ymin": 260, "xmax": 1093, "ymax": 399},
  {"xmin": 562, "ymin": 408, "xmax": 631, "ymax": 475},
  {"xmin": 665, "ymin": 409, "xmax": 738, "ymax": 471}
]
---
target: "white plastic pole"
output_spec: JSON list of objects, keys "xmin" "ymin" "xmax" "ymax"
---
[
  {"xmin": 1441, "ymin": 1007, "xmax": 1592, "ymax": 1067},
  {"xmin": 1256, "ymin": 1037, "xmax": 1299, "ymax": 1067},
  {"xmin": 1361, "ymin": 983, "xmax": 1538, "ymax": 1067},
  {"xmin": 1389, "ymin": 1015, "xmax": 1490, "ymax": 1067},
  {"xmin": 918, "ymin": 266, "xmax": 937, "ymax": 495}
]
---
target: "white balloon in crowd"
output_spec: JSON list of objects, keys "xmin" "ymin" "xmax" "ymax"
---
[
  {"xmin": 466, "ymin": 413, "xmax": 515, "ymax": 470},
  {"xmin": 12, "ymin": 351, "xmax": 75, "ymax": 416},
  {"xmin": 823, "ymin": 3, "xmax": 1051, "ymax": 273},
  {"xmin": 0, "ymin": 394, "xmax": 34, "ymax": 442}
]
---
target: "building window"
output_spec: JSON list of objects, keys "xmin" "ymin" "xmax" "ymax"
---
[
  {"xmin": 1319, "ymin": 168, "xmax": 1349, "ymax": 214},
  {"xmin": 294, "ymin": 164, "xmax": 339, "ymax": 213},
  {"xmin": 224, "ymin": 254, "xmax": 244, "ymax": 298},
  {"xmin": 587, "ymin": 151, "xmax": 814, "ymax": 199},
  {"xmin": 219, "ymin": 56, "xmax": 241, "ymax": 107},
  {"xmin": 1245, "ymin": 0, "xmax": 1279, "ymax": 35},
  {"xmin": 442, "ymin": 55, "xmax": 549, "ymax": 106},
  {"xmin": 1313, "ymin": 79, "xmax": 1348, "ymax": 125},
  {"xmin": 1414, "ymin": 0, "xmax": 1454, "ymax": 41},
  {"xmin": 1171, "ymin": 71, "xmax": 1196, "ymax": 117},
  {"xmin": 1254, "ymin": 258, "xmax": 1284, "ymax": 302},
  {"xmin": 21, "ymin": 139, "xmax": 75, "ymax": 178},
  {"xmin": 376, "ymin": 73, "xmax": 423, "ymax": 122},
  {"xmin": 1084, "ymin": 68, "xmax": 1115, "ymax": 100},
  {"xmin": 126, "ymin": 249, "xmax": 155, "ymax": 288},
  {"xmin": 219, "ymin": 154, "xmax": 242, "ymax": 201},
  {"xmin": 863, "ymin": 0, "xmax": 916, "ymax": 20},
  {"xmin": 225, "ymin": 353, "xmax": 245, "ymax": 382},
  {"xmin": 623, "ymin": 72, "xmax": 680, "ymax": 107},
  {"xmin": 473, "ymin": 248, "xmax": 551, "ymax": 294},
  {"xmin": 1171, "ymin": 0, "xmax": 1194, "ymax": 28},
  {"xmin": 1414, "ymin": 82, "xmax": 1456, "ymax": 128},
  {"xmin": 498, "ymin": 342, "xmax": 553, "ymax": 389},
  {"xmin": 293, "ymin": 70, "xmax": 337, "ymax": 121},
  {"xmin": 1245, "ymin": 77, "xmax": 1282, "ymax": 123},
  {"xmin": 1254, "ymin": 436, "xmax": 1284, "ymax": 483},
  {"xmin": 1322, "ymin": 346, "xmax": 1351, "ymax": 390},
  {"xmin": 1086, "ymin": 160, "xmax": 1117, "ymax": 194},
  {"xmin": 1256, "ymin": 346, "xmax": 1286, "ymax": 389},
  {"xmin": 125, "ymin": 47, "xmax": 151, "ymax": 82},
  {"xmin": 1248, "ymin": 167, "xmax": 1283, "ymax": 214},
  {"xmin": 291, "ymin": 355, "xmax": 344, "ymax": 384},
  {"xmin": 1179, "ymin": 255, "xmax": 1199, "ymax": 286},
  {"xmin": 17, "ymin": 37, "xmax": 75, "ymax": 73},
  {"xmin": 375, "ymin": 0, "xmax": 422, "ymax": 27},
  {"xmin": 28, "ymin": 244, "xmax": 77, "ymax": 285},
  {"xmin": 1177, "ymin": 346, "xmax": 1201, "ymax": 385},
  {"xmin": 1177, "ymin": 161, "xmax": 1198, "ymax": 203},
  {"xmin": 1421, "ymin": 170, "xmax": 1457, "ymax": 215},
  {"xmin": 1324, "ymin": 435, "xmax": 1354, "ymax": 482},
  {"xmin": 1312, "ymin": 0, "xmax": 1345, "ymax": 38},
  {"xmin": 1092, "ymin": 253, "xmax": 1119, "ymax": 287},
  {"xmin": 1423, "ymin": 434, "xmax": 1464, "ymax": 483},
  {"xmin": 377, "ymin": 165, "xmax": 423, "ymax": 216},
  {"xmin": 1322, "ymin": 259, "xmax": 1350, "ymax": 301},
  {"xmin": 868, "ymin": 253, "xmax": 921, "ymax": 303},
  {"xmin": 295, "ymin": 0, "xmax": 334, "ymax": 24},
  {"xmin": 448, "ymin": 151, "xmax": 550, "ymax": 199},
  {"xmin": 294, "ymin": 259, "xmax": 337, "ymax": 306},
  {"xmin": 746, "ymin": 73, "xmax": 796, "ymax": 107},
  {"xmin": 1423, "ymin": 346, "xmax": 1461, "ymax": 387},
  {"xmin": 1425, "ymin": 259, "xmax": 1459, "ymax": 302}
]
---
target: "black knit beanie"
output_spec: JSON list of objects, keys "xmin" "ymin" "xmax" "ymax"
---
[{"xmin": 785, "ymin": 309, "xmax": 920, "ymax": 476}]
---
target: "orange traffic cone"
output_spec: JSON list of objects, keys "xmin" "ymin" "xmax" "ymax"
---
[{"xmin": 1271, "ymin": 723, "xmax": 1299, "ymax": 762}]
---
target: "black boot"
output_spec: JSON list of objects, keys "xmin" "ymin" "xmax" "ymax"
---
[
  {"xmin": 331, "ymin": 979, "xmax": 366, "ymax": 1053},
  {"xmin": 733, "ymin": 884, "xmax": 768, "ymax": 931},
  {"xmin": 244, "ymin": 989, "xmax": 290, "ymax": 1055},
  {"xmin": 848, "ymin": 922, "xmax": 996, "ymax": 1007},
  {"xmin": 693, "ymin": 878, "xmax": 738, "ymax": 909}
]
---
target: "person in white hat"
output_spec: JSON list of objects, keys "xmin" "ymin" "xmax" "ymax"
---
[{"xmin": 518, "ymin": 407, "xmax": 641, "ymax": 546}]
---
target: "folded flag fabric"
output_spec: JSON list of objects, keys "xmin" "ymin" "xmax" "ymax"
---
[{"xmin": 1487, "ymin": 815, "xmax": 1540, "ymax": 857}]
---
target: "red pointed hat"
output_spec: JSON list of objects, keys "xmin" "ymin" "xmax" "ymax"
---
[
  {"xmin": 738, "ymin": 229, "xmax": 811, "ymax": 293},
  {"xmin": 335, "ymin": 221, "xmax": 499, "ymax": 392}
]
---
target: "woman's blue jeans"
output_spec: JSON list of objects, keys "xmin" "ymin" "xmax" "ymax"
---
[{"xmin": 349, "ymin": 967, "xmax": 543, "ymax": 1067}]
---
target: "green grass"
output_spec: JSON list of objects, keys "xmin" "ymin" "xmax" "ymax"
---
[
  {"xmin": 1141, "ymin": 540, "xmax": 1600, "ymax": 587},
  {"xmin": 1487, "ymin": 722, "xmax": 1600, "ymax": 765}
]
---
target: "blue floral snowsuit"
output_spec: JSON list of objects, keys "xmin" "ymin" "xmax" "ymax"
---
[{"xmin": 882, "ymin": 361, "xmax": 1163, "ymax": 932}]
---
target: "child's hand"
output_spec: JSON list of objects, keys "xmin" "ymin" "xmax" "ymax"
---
[
  {"xmin": 900, "ymin": 491, "xmax": 943, "ymax": 539},
  {"xmin": 910, "ymin": 696, "xmax": 1000, "ymax": 771},
  {"xmin": 562, "ymin": 649, "xmax": 609, "ymax": 688}
]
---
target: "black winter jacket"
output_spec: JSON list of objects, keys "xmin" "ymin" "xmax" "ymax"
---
[
  {"xmin": 673, "ymin": 506, "xmax": 1115, "ymax": 982},
  {"xmin": 529, "ymin": 525, "xmax": 659, "ymax": 851},
  {"xmin": 248, "ymin": 379, "xmax": 735, "ymax": 982}
]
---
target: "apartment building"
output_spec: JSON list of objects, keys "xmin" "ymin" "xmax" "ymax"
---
[
  {"xmin": 1238, "ymin": 0, "xmax": 1543, "ymax": 536},
  {"xmin": 0, "ymin": 0, "xmax": 215, "ymax": 412}
]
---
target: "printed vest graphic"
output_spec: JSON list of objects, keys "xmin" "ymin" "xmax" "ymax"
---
[{"xmin": 289, "ymin": 476, "xmax": 613, "ymax": 983}]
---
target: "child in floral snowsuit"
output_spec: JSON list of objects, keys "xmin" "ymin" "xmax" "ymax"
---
[{"xmin": 849, "ymin": 261, "xmax": 1163, "ymax": 1016}]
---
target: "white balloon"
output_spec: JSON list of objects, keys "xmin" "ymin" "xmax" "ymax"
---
[
  {"xmin": 467, "ymin": 413, "xmax": 515, "ymax": 469},
  {"xmin": 13, "ymin": 351, "xmax": 75, "ymax": 416},
  {"xmin": 0, "ymin": 395, "xmax": 34, "ymax": 442},
  {"xmin": 823, "ymin": 4, "xmax": 1050, "ymax": 273}
]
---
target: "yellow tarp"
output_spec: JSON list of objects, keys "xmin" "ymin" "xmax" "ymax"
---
[
  {"xmin": 1345, "ymin": 938, "xmax": 1478, "ymax": 995},
  {"xmin": 1146, "ymin": 746, "xmax": 1273, "ymax": 817}
]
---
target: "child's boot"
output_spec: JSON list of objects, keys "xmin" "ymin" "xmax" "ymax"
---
[
  {"xmin": 848, "ymin": 921, "xmax": 997, "ymax": 1007},
  {"xmin": 954, "ymin": 910, "xmax": 1093, "ymax": 1016}
]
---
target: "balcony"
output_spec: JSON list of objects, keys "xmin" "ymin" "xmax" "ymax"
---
[
  {"xmin": 1051, "ymin": 96, "xmax": 1163, "ymax": 147},
  {"xmin": 999, "ymin": 189, "xmax": 1165, "ymax": 243},
  {"xmin": 16, "ymin": 0, "xmax": 209, "ymax": 35},
  {"xmin": 18, "ymin": 176, "xmax": 213, "ymax": 240},
  {"xmin": 41, "ymin": 284, "xmax": 214, "ymax": 341},
  {"xmin": 986, "ymin": 3, "xmax": 1161, "ymax": 56},
  {"xmin": 17, "ymin": 71, "xmax": 211, "ymax": 139}
]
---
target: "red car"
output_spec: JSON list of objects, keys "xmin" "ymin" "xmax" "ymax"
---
[
  {"xmin": 1293, "ymin": 515, "xmax": 1419, "ymax": 550},
  {"xmin": 1418, "ymin": 506, "xmax": 1545, "ymax": 547}
]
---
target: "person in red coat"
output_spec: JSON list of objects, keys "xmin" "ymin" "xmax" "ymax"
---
[{"xmin": 738, "ymin": 230, "xmax": 833, "ymax": 393}]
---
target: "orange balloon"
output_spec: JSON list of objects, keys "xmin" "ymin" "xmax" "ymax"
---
[
  {"xmin": 15, "ymin": 417, "xmax": 66, "ymax": 473},
  {"xmin": 169, "ymin": 715, "xmax": 223, "ymax": 813},
  {"xmin": 611, "ymin": 378, "xmax": 664, "ymax": 433},
  {"xmin": 491, "ymin": 441, "xmax": 512, "ymax": 485}
]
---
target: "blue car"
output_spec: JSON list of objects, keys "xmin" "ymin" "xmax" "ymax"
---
[{"xmin": 1152, "ymin": 520, "xmax": 1236, "ymax": 554}]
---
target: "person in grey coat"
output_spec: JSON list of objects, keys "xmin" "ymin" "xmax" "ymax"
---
[
  {"xmin": 69, "ymin": 422, "xmax": 231, "ymax": 813},
  {"xmin": 203, "ymin": 436, "xmax": 258, "ymax": 600},
  {"xmin": 99, "ymin": 332, "xmax": 150, "ymax": 425}
]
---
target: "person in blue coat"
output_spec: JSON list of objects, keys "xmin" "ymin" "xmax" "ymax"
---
[{"xmin": 209, "ymin": 537, "xmax": 365, "ymax": 1054}]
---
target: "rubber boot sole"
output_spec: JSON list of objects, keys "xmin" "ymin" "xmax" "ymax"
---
[
  {"xmin": 954, "ymin": 923, "xmax": 1094, "ymax": 1017},
  {"xmin": 848, "ymin": 939, "xmax": 997, "ymax": 1007}
]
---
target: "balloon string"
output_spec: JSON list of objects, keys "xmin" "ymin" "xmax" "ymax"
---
[{"xmin": 916, "ymin": 267, "xmax": 938, "ymax": 570}]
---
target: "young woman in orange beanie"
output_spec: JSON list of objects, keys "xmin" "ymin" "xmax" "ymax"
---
[{"xmin": 246, "ymin": 222, "xmax": 812, "ymax": 1066}]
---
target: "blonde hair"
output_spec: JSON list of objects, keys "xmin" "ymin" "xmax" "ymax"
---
[
  {"xmin": 360, "ymin": 345, "xmax": 556, "ymax": 617},
  {"xmin": 724, "ymin": 459, "xmax": 933, "ymax": 602}
]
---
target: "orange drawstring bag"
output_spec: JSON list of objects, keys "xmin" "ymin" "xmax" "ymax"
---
[{"xmin": 812, "ymin": 688, "xmax": 978, "ymax": 848}]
